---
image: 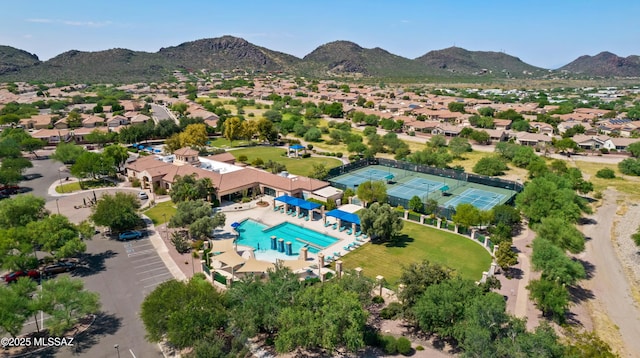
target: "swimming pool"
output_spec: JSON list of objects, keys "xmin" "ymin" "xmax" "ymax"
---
[{"xmin": 235, "ymin": 219, "xmax": 339, "ymax": 256}]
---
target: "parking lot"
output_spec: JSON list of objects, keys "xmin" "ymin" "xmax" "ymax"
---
[{"xmin": 124, "ymin": 237, "xmax": 173, "ymax": 295}]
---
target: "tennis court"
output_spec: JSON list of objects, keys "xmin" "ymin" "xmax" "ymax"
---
[
  {"xmin": 330, "ymin": 168, "xmax": 399, "ymax": 188},
  {"xmin": 387, "ymin": 177, "xmax": 447, "ymax": 200},
  {"xmin": 444, "ymin": 188, "xmax": 506, "ymax": 211}
]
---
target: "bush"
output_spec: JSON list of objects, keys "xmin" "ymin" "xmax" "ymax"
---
[
  {"xmin": 416, "ymin": 345, "xmax": 424, "ymax": 351},
  {"xmin": 155, "ymin": 187, "xmax": 168, "ymax": 196},
  {"xmin": 372, "ymin": 295, "xmax": 385, "ymax": 304},
  {"xmin": 238, "ymin": 155, "xmax": 248, "ymax": 162},
  {"xmin": 381, "ymin": 335, "xmax": 397, "ymax": 355},
  {"xmin": 380, "ymin": 302, "xmax": 403, "ymax": 320},
  {"xmin": 618, "ymin": 158, "xmax": 640, "ymax": 176},
  {"xmin": 336, "ymin": 152, "xmax": 343, "ymax": 158},
  {"xmin": 593, "ymin": 191, "xmax": 603, "ymax": 200},
  {"xmin": 473, "ymin": 156, "xmax": 508, "ymax": 176},
  {"xmin": 252, "ymin": 158, "xmax": 264, "ymax": 167},
  {"xmin": 600, "ymin": 148, "xmax": 609, "ymax": 154},
  {"xmin": 396, "ymin": 337, "xmax": 412, "ymax": 355},
  {"xmin": 301, "ymin": 153, "xmax": 311, "ymax": 158},
  {"xmin": 595, "ymin": 168, "xmax": 616, "ymax": 179},
  {"xmin": 241, "ymin": 197, "xmax": 251, "ymax": 203},
  {"xmin": 130, "ymin": 177, "xmax": 141, "ymax": 187}
]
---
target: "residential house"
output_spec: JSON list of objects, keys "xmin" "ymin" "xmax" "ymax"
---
[
  {"xmin": 106, "ymin": 115, "xmax": 129, "ymax": 128},
  {"xmin": 30, "ymin": 129, "xmax": 71, "ymax": 145},
  {"xmin": 72, "ymin": 127, "xmax": 109, "ymax": 143},
  {"xmin": 432, "ymin": 124, "xmax": 462, "ymax": 137},
  {"xmin": 19, "ymin": 114, "xmax": 53, "ymax": 130},
  {"xmin": 528, "ymin": 122, "xmax": 554, "ymax": 136},
  {"xmin": 493, "ymin": 119, "xmax": 512, "ymax": 131},
  {"xmin": 404, "ymin": 120, "xmax": 440, "ymax": 134},
  {"xmin": 130, "ymin": 114, "xmax": 151, "ymax": 124},
  {"xmin": 81, "ymin": 115, "xmax": 105, "ymax": 128},
  {"xmin": 557, "ymin": 120, "xmax": 592, "ymax": 134},
  {"xmin": 513, "ymin": 132, "xmax": 553, "ymax": 147}
]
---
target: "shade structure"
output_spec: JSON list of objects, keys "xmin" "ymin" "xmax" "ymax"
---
[
  {"xmin": 210, "ymin": 239, "xmax": 235, "ymax": 253},
  {"xmin": 211, "ymin": 250, "xmax": 246, "ymax": 268},
  {"xmin": 274, "ymin": 195, "xmax": 321, "ymax": 211},
  {"xmin": 279, "ymin": 259, "xmax": 314, "ymax": 271},
  {"xmin": 230, "ymin": 222, "xmax": 240, "ymax": 229},
  {"xmin": 440, "ymin": 185, "xmax": 450, "ymax": 192},
  {"xmin": 290, "ymin": 144, "xmax": 305, "ymax": 150},
  {"xmin": 384, "ymin": 174, "xmax": 395, "ymax": 180},
  {"xmin": 236, "ymin": 257, "xmax": 275, "ymax": 273},
  {"xmin": 137, "ymin": 145, "xmax": 145, "ymax": 150},
  {"xmin": 326, "ymin": 209, "xmax": 361, "ymax": 225}
]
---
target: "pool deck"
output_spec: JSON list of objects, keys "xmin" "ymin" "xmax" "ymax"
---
[{"xmin": 216, "ymin": 198, "xmax": 368, "ymax": 265}]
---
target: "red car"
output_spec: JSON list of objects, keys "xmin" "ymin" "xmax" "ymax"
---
[{"xmin": 3, "ymin": 269, "xmax": 41, "ymax": 283}]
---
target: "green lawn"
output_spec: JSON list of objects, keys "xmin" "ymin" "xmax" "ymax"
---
[
  {"xmin": 55, "ymin": 179, "xmax": 116, "ymax": 193},
  {"xmin": 229, "ymin": 147, "xmax": 343, "ymax": 177},
  {"xmin": 207, "ymin": 137, "xmax": 253, "ymax": 148},
  {"xmin": 143, "ymin": 201, "xmax": 177, "ymax": 225},
  {"xmin": 339, "ymin": 221, "xmax": 492, "ymax": 286}
]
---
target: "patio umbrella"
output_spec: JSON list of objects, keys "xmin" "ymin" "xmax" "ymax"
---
[{"xmin": 231, "ymin": 222, "xmax": 240, "ymax": 229}]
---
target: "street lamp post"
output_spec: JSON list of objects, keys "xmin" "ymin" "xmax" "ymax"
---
[
  {"xmin": 55, "ymin": 198, "xmax": 60, "ymax": 215},
  {"xmin": 163, "ymin": 213, "xmax": 168, "ymax": 241},
  {"xmin": 57, "ymin": 168, "xmax": 65, "ymax": 193},
  {"xmin": 114, "ymin": 344, "xmax": 120, "ymax": 358}
]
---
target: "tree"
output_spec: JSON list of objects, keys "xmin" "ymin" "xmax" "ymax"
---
[
  {"xmin": 408, "ymin": 195, "xmax": 423, "ymax": 213},
  {"xmin": 275, "ymin": 282, "xmax": 367, "ymax": 353},
  {"xmin": 141, "ymin": 276, "xmax": 228, "ymax": 349},
  {"xmin": 512, "ymin": 146, "xmax": 538, "ymax": 168},
  {"xmin": 70, "ymin": 151, "xmax": 105, "ymax": 184},
  {"xmin": 0, "ymin": 157, "xmax": 32, "ymax": 185},
  {"xmin": 452, "ymin": 203, "xmax": 481, "ymax": 228},
  {"xmin": 26, "ymin": 215, "xmax": 86, "ymax": 259},
  {"xmin": 554, "ymin": 138, "xmax": 579, "ymax": 154},
  {"xmin": 310, "ymin": 163, "xmax": 328, "ymax": 180},
  {"xmin": 473, "ymin": 156, "xmax": 508, "ymax": 176},
  {"xmin": 358, "ymin": 203, "xmax": 403, "ymax": 242},
  {"xmin": 627, "ymin": 141, "xmax": 640, "ymax": 158},
  {"xmin": 39, "ymin": 276, "xmax": 100, "ymax": 336},
  {"xmin": 470, "ymin": 130, "xmax": 491, "ymax": 144},
  {"xmin": 84, "ymin": 130, "xmax": 113, "ymax": 147},
  {"xmin": 448, "ymin": 137, "xmax": 471, "ymax": 158},
  {"xmin": 0, "ymin": 278, "xmax": 34, "ymax": 337},
  {"xmin": 256, "ymin": 118, "xmax": 278, "ymax": 143},
  {"xmin": 263, "ymin": 109, "xmax": 283, "ymax": 122},
  {"xmin": 90, "ymin": 192, "xmax": 141, "ymax": 232},
  {"xmin": 223, "ymin": 117, "xmax": 242, "ymax": 143},
  {"xmin": 50, "ymin": 142, "xmax": 85, "ymax": 164},
  {"xmin": 170, "ymin": 174, "xmax": 216, "ymax": 203},
  {"xmin": 527, "ymin": 279, "xmax": 569, "ymax": 323},
  {"xmin": 19, "ymin": 137, "xmax": 45, "ymax": 158},
  {"xmin": 171, "ymin": 102, "xmax": 188, "ymax": 116},
  {"xmin": 618, "ymin": 158, "xmax": 640, "ymax": 176},
  {"xmin": 448, "ymin": 102, "xmax": 466, "ymax": 113},
  {"xmin": 303, "ymin": 127, "xmax": 322, "ymax": 142},
  {"xmin": 0, "ymin": 194, "xmax": 47, "ymax": 229},
  {"xmin": 535, "ymin": 217, "xmax": 585, "ymax": 254},
  {"xmin": 179, "ymin": 123, "xmax": 208, "ymax": 149},
  {"xmin": 428, "ymin": 134, "xmax": 447, "ymax": 148},
  {"xmin": 495, "ymin": 242, "xmax": 519, "ymax": 272},
  {"xmin": 531, "ymin": 238, "xmax": 586, "ymax": 286},
  {"xmin": 102, "ymin": 144, "xmax": 129, "ymax": 174},
  {"xmin": 563, "ymin": 327, "xmax": 618, "ymax": 358},
  {"xmin": 515, "ymin": 175, "xmax": 590, "ymax": 224},
  {"xmin": 595, "ymin": 168, "xmax": 616, "ymax": 179},
  {"xmin": 398, "ymin": 260, "xmax": 454, "ymax": 315},
  {"xmin": 413, "ymin": 277, "xmax": 482, "ymax": 340},
  {"xmin": 356, "ymin": 180, "xmax": 387, "ymax": 207}
]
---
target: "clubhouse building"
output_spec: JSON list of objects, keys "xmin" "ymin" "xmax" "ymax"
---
[{"xmin": 125, "ymin": 147, "xmax": 337, "ymax": 203}]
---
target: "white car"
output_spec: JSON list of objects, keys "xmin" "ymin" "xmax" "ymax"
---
[{"xmin": 138, "ymin": 191, "xmax": 148, "ymax": 200}]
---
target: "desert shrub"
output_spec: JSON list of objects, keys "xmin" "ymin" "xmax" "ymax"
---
[
  {"xmin": 396, "ymin": 337, "xmax": 412, "ymax": 355},
  {"xmin": 372, "ymin": 295, "xmax": 385, "ymax": 304},
  {"xmin": 381, "ymin": 335, "xmax": 397, "ymax": 355},
  {"xmin": 252, "ymin": 157, "xmax": 264, "ymax": 167},
  {"xmin": 130, "ymin": 177, "xmax": 141, "ymax": 187},
  {"xmin": 336, "ymin": 152, "xmax": 343, "ymax": 158},
  {"xmin": 380, "ymin": 302, "xmax": 403, "ymax": 320},
  {"xmin": 595, "ymin": 168, "xmax": 615, "ymax": 179},
  {"xmin": 600, "ymin": 148, "xmax": 609, "ymax": 154},
  {"xmin": 416, "ymin": 345, "xmax": 424, "ymax": 351},
  {"xmin": 238, "ymin": 155, "xmax": 248, "ymax": 162},
  {"xmin": 301, "ymin": 153, "xmax": 311, "ymax": 158}
]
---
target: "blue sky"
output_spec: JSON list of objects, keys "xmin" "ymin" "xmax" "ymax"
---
[{"xmin": 1, "ymin": 0, "xmax": 639, "ymax": 69}]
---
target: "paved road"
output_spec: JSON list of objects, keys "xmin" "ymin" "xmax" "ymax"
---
[
  {"xmin": 20, "ymin": 157, "xmax": 67, "ymax": 201},
  {"xmin": 150, "ymin": 103, "xmax": 176, "ymax": 124},
  {"xmin": 582, "ymin": 190, "xmax": 640, "ymax": 357}
]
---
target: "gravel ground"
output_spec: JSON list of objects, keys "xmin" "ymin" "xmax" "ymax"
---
[{"xmin": 613, "ymin": 201, "xmax": 640, "ymax": 290}]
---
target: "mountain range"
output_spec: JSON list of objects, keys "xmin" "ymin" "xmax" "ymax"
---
[{"xmin": 0, "ymin": 35, "xmax": 638, "ymax": 83}]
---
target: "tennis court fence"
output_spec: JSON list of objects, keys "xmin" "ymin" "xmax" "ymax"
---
[{"xmin": 327, "ymin": 158, "xmax": 523, "ymax": 219}]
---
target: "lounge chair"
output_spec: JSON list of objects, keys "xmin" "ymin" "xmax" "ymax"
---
[
  {"xmin": 346, "ymin": 229, "xmax": 353, "ymax": 235},
  {"xmin": 339, "ymin": 226, "xmax": 346, "ymax": 232},
  {"xmin": 324, "ymin": 221, "xmax": 331, "ymax": 227},
  {"xmin": 344, "ymin": 245, "xmax": 351, "ymax": 251},
  {"xmin": 356, "ymin": 236, "xmax": 364, "ymax": 242},
  {"xmin": 305, "ymin": 215, "xmax": 309, "ymax": 221},
  {"xmin": 332, "ymin": 223, "xmax": 338, "ymax": 230},
  {"xmin": 334, "ymin": 251, "xmax": 341, "ymax": 257},
  {"xmin": 280, "ymin": 207, "xmax": 284, "ymax": 213},
  {"xmin": 355, "ymin": 230, "xmax": 361, "ymax": 237},
  {"xmin": 352, "ymin": 241, "xmax": 360, "ymax": 247}
]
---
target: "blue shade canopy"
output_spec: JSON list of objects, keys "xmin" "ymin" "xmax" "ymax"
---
[
  {"xmin": 290, "ymin": 144, "xmax": 305, "ymax": 150},
  {"xmin": 137, "ymin": 145, "xmax": 145, "ymax": 149},
  {"xmin": 274, "ymin": 195, "xmax": 321, "ymax": 210},
  {"xmin": 326, "ymin": 209, "xmax": 361, "ymax": 225},
  {"xmin": 385, "ymin": 174, "xmax": 394, "ymax": 180},
  {"xmin": 440, "ymin": 185, "xmax": 450, "ymax": 192}
]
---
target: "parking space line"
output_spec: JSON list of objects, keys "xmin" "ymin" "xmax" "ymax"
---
[
  {"xmin": 140, "ymin": 272, "xmax": 173, "ymax": 281},
  {"xmin": 136, "ymin": 266, "xmax": 168, "ymax": 275},
  {"xmin": 127, "ymin": 249, "xmax": 157, "ymax": 257},
  {"xmin": 133, "ymin": 260, "xmax": 163, "ymax": 269},
  {"xmin": 130, "ymin": 242, "xmax": 153, "ymax": 248},
  {"xmin": 129, "ymin": 255, "xmax": 161, "ymax": 263}
]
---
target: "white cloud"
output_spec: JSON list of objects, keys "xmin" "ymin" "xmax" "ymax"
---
[
  {"xmin": 23, "ymin": 34, "xmax": 33, "ymax": 39},
  {"xmin": 25, "ymin": 18, "xmax": 112, "ymax": 27},
  {"xmin": 27, "ymin": 18, "xmax": 54, "ymax": 23}
]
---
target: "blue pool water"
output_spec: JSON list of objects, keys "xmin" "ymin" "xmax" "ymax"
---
[{"xmin": 236, "ymin": 219, "xmax": 339, "ymax": 255}]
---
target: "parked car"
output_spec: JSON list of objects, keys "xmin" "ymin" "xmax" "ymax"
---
[
  {"xmin": 4, "ymin": 269, "xmax": 41, "ymax": 283},
  {"xmin": 118, "ymin": 230, "xmax": 143, "ymax": 241},
  {"xmin": 42, "ymin": 262, "xmax": 77, "ymax": 275},
  {"xmin": 138, "ymin": 191, "xmax": 148, "ymax": 200}
]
